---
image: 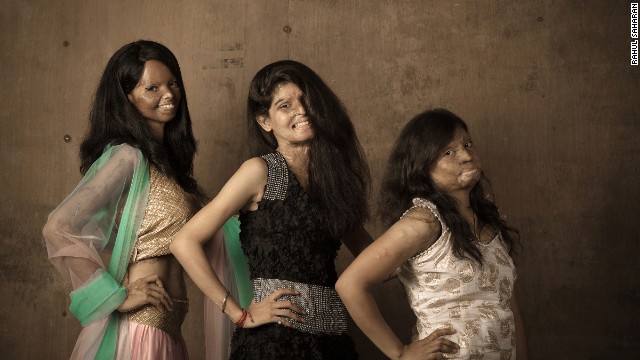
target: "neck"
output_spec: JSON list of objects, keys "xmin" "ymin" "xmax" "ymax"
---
[
  {"xmin": 452, "ymin": 190, "xmax": 482, "ymax": 238},
  {"xmin": 147, "ymin": 122, "xmax": 165, "ymax": 142},
  {"xmin": 277, "ymin": 143, "xmax": 310, "ymax": 170},
  {"xmin": 450, "ymin": 189, "xmax": 472, "ymax": 210},
  {"xmin": 277, "ymin": 143, "xmax": 311, "ymax": 188}
]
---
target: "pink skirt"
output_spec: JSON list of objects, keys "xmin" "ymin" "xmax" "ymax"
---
[
  {"xmin": 119, "ymin": 299, "xmax": 190, "ymax": 360},
  {"xmin": 126, "ymin": 321, "xmax": 189, "ymax": 360}
]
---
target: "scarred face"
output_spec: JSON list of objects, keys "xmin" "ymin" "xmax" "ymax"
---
[
  {"xmin": 430, "ymin": 127, "xmax": 482, "ymax": 193},
  {"xmin": 127, "ymin": 60, "xmax": 181, "ymax": 139},
  {"xmin": 257, "ymin": 82, "xmax": 314, "ymax": 146}
]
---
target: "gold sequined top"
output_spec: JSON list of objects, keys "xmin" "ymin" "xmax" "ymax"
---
[
  {"xmin": 398, "ymin": 198, "xmax": 517, "ymax": 360},
  {"xmin": 132, "ymin": 166, "xmax": 198, "ymax": 262}
]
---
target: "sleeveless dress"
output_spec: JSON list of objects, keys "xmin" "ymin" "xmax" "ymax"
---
[
  {"xmin": 398, "ymin": 198, "xmax": 517, "ymax": 359},
  {"xmin": 229, "ymin": 152, "xmax": 358, "ymax": 360}
]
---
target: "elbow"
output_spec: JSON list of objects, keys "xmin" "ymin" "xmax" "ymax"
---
[
  {"xmin": 336, "ymin": 274, "xmax": 372, "ymax": 311},
  {"xmin": 335, "ymin": 276, "xmax": 346, "ymax": 295},
  {"xmin": 336, "ymin": 272, "xmax": 375, "ymax": 300},
  {"xmin": 170, "ymin": 230, "xmax": 190, "ymax": 258},
  {"xmin": 42, "ymin": 223, "xmax": 52, "ymax": 238},
  {"xmin": 170, "ymin": 232, "xmax": 197, "ymax": 260},
  {"xmin": 169, "ymin": 235, "xmax": 183, "ymax": 256},
  {"xmin": 42, "ymin": 219, "xmax": 59, "ymax": 240},
  {"xmin": 335, "ymin": 275, "xmax": 354, "ymax": 299}
]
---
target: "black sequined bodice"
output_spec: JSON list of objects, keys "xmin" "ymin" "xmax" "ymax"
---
[
  {"xmin": 238, "ymin": 152, "xmax": 342, "ymax": 287},
  {"xmin": 230, "ymin": 152, "xmax": 358, "ymax": 360}
]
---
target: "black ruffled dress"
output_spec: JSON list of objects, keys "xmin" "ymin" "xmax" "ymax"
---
[{"xmin": 229, "ymin": 152, "xmax": 358, "ymax": 360}]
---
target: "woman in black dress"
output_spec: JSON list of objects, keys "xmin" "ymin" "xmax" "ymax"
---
[{"xmin": 172, "ymin": 60, "xmax": 371, "ymax": 359}]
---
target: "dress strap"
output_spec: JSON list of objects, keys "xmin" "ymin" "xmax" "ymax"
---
[
  {"xmin": 260, "ymin": 152, "xmax": 288, "ymax": 201},
  {"xmin": 401, "ymin": 198, "xmax": 448, "ymax": 231}
]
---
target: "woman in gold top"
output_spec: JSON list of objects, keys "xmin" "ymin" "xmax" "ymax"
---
[
  {"xmin": 337, "ymin": 109, "xmax": 529, "ymax": 359},
  {"xmin": 43, "ymin": 40, "xmax": 202, "ymax": 359}
]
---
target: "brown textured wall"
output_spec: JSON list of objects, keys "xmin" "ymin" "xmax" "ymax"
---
[{"xmin": 1, "ymin": 0, "xmax": 638, "ymax": 359}]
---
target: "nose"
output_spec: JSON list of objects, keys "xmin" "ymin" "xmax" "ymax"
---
[
  {"xmin": 459, "ymin": 148, "xmax": 472, "ymax": 162},
  {"xmin": 294, "ymin": 106, "xmax": 305, "ymax": 116},
  {"xmin": 162, "ymin": 86, "xmax": 176, "ymax": 99}
]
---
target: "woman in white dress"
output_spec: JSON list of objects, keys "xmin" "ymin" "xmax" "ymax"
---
[{"xmin": 337, "ymin": 109, "xmax": 528, "ymax": 360}]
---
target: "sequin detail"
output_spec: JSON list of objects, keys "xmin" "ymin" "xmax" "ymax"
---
[
  {"xmin": 127, "ymin": 299, "xmax": 188, "ymax": 340},
  {"xmin": 133, "ymin": 167, "xmax": 197, "ymax": 262},
  {"xmin": 252, "ymin": 278, "xmax": 348, "ymax": 335},
  {"xmin": 260, "ymin": 152, "xmax": 288, "ymax": 201}
]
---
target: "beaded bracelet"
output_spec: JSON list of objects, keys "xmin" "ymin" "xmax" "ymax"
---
[
  {"xmin": 234, "ymin": 308, "xmax": 253, "ymax": 328},
  {"xmin": 221, "ymin": 290, "xmax": 230, "ymax": 313}
]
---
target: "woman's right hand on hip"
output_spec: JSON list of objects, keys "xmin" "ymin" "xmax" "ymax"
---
[
  {"xmin": 243, "ymin": 288, "xmax": 306, "ymax": 328},
  {"xmin": 117, "ymin": 273, "xmax": 174, "ymax": 313}
]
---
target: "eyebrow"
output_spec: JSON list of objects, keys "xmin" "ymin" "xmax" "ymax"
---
[{"xmin": 273, "ymin": 96, "xmax": 287, "ymax": 107}]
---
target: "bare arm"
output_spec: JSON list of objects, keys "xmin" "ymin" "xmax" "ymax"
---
[
  {"xmin": 336, "ymin": 208, "xmax": 458, "ymax": 360},
  {"xmin": 171, "ymin": 158, "xmax": 303, "ymax": 326}
]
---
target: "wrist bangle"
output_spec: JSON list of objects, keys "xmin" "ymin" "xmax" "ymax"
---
[{"xmin": 221, "ymin": 290, "xmax": 230, "ymax": 313}]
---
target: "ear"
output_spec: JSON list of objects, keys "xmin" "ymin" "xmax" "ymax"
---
[
  {"xmin": 256, "ymin": 115, "xmax": 272, "ymax": 132},
  {"xmin": 127, "ymin": 93, "xmax": 135, "ymax": 103}
]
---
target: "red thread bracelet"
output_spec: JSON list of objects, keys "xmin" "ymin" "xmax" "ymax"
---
[{"xmin": 234, "ymin": 308, "xmax": 253, "ymax": 328}]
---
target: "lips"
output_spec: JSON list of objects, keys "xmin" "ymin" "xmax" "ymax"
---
[{"xmin": 458, "ymin": 168, "xmax": 480, "ymax": 182}]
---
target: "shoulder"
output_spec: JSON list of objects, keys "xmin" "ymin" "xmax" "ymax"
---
[
  {"xmin": 108, "ymin": 143, "xmax": 144, "ymax": 164},
  {"xmin": 227, "ymin": 157, "xmax": 269, "ymax": 191},
  {"xmin": 82, "ymin": 144, "xmax": 144, "ymax": 179},
  {"xmin": 238, "ymin": 157, "xmax": 268, "ymax": 177},
  {"xmin": 386, "ymin": 201, "xmax": 443, "ymax": 255},
  {"xmin": 401, "ymin": 206, "xmax": 439, "ymax": 225},
  {"xmin": 401, "ymin": 198, "xmax": 444, "ymax": 224},
  {"xmin": 394, "ymin": 207, "xmax": 441, "ymax": 242},
  {"xmin": 215, "ymin": 157, "xmax": 269, "ymax": 210}
]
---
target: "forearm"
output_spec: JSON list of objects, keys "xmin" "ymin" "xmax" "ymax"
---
[
  {"xmin": 171, "ymin": 237, "xmax": 243, "ymax": 322},
  {"xmin": 337, "ymin": 281, "xmax": 404, "ymax": 359}
]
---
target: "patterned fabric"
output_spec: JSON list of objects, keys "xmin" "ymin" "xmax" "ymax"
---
[
  {"xmin": 128, "ymin": 299, "xmax": 189, "ymax": 340},
  {"xmin": 231, "ymin": 151, "xmax": 358, "ymax": 359},
  {"xmin": 398, "ymin": 198, "xmax": 517, "ymax": 359},
  {"xmin": 133, "ymin": 166, "xmax": 199, "ymax": 262}
]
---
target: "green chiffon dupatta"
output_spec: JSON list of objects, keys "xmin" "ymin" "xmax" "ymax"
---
[{"xmin": 63, "ymin": 145, "xmax": 150, "ymax": 359}]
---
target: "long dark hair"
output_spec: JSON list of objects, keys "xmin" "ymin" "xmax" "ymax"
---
[
  {"xmin": 379, "ymin": 109, "xmax": 519, "ymax": 263},
  {"xmin": 79, "ymin": 40, "xmax": 201, "ymax": 196},
  {"xmin": 247, "ymin": 60, "xmax": 370, "ymax": 237}
]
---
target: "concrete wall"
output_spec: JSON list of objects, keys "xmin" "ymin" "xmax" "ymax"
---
[{"xmin": 1, "ymin": 0, "xmax": 638, "ymax": 358}]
